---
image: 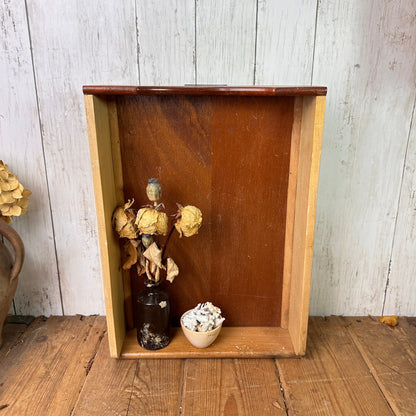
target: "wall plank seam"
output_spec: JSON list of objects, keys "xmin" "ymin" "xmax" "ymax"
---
[
  {"xmin": 194, "ymin": 0, "xmax": 197, "ymax": 84},
  {"xmin": 253, "ymin": 0, "xmax": 259, "ymax": 85},
  {"xmin": 382, "ymin": 93, "xmax": 416, "ymax": 315},
  {"xmin": 23, "ymin": 0, "xmax": 64, "ymax": 315},
  {"xmin": 134, "ymin": 1, "xmax": 141, "ymax": 85},
  {"xmin": 310, "ymin": 0, "xmax": 319, "ymax": 86}
]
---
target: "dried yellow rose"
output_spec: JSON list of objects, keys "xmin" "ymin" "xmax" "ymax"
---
[
  {"xmin": 0, "ymin": 161, "xmax": 31, "ymax": 223},
  {"xmin": 135, "ymin": 208, "xmax": 168, "ymax": 235},
  {"xmin": 112, "ymin": 200, "xmax": 138, "ymax": 239},
  {"xmin": 175, "ymin": 205, "xmax": 202, "ymax": 237}
]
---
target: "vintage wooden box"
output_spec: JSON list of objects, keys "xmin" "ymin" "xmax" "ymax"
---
[{"xmin": 83, "ymin": 86, "xmax": 326, "ymax": 358}]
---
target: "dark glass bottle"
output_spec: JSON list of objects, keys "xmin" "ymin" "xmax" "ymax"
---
[{"xmin": 135, "ymin": 284, "xmax": 170, "ymax": 350}]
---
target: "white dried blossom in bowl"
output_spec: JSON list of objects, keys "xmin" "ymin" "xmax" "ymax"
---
[{"xmin": 181, "ymin": 302, "xmax": 225, "ymax": 348}]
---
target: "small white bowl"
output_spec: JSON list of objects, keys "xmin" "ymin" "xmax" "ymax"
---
[{"xmin": 180, "ymin": 311, "xmax": 223, "ymax": 348}]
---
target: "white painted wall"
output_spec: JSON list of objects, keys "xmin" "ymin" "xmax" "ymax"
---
[{"xmin": 1, "ymin": 0, "xmax": 415, "ymax": 316}]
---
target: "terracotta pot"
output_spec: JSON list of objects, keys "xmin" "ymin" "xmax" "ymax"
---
[{"xmin": 0, "ymin": 220, "xmax": 24, "ymax": 347}]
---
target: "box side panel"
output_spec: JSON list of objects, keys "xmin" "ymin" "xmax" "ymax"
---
[
  {"xmin": 85, "ymin": 95, "xmax": 126, "ymax": 357},
  {"xmin": 281, "ymin": 97, "xmax": 303, "ymax": 329},
  {"xmin": 289, "ymin": 96, "xmax": 326, "ymax": 354}
]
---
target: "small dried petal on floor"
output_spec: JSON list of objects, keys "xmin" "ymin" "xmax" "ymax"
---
[{"xmin": 380, "ymin": 315, "xmax": 398, "ymax": 327}]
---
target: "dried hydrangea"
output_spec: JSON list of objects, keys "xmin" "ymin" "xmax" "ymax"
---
[
  {"xmin": 0, "ymin": 161, "xmax": 31, "ymax": 223},
  {"xmin": 175, "ymin": 205, "xmax": 202, "ymax": 237},
  {"xmin": 112, "ymin": 200, "xmax": 138, "ymax": 239},
  {"xmin": 135, "ymin": 208, "xmax": 168, "ymax": 235},
  {"xmin": 182, "ymin": 302, "xmax": 225, "ymax": 332}
]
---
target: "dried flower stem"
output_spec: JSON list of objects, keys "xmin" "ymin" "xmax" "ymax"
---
[{"xmin": 161, "ymin": 224, "xmax": 176, "ymax": 260}]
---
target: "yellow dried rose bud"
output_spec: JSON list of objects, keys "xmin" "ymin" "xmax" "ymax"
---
[
  {"xmin": 112, "ymin": 200, "xmax": 138, "ymax": 239},
  {"xmin": 136, "ymin": 208, "xmax": 168, "ymax": 235},
  {"xmin": 146, "ymin": 178, "xmax": 162, "ymax": 203},
  {"xmin": 175, "ymin": 205, "xmax": 202, "ymax": 237}
]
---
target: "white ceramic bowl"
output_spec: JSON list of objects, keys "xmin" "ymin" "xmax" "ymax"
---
[{"xmin": 180, "ymin": 311, "xmax": 223, "ymax": 348}]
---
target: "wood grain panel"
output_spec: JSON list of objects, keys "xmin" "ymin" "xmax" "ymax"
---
[
  {"xmin": 128, "ymin": 360, "xmax": 183, "ymax": 415},
  {"xmin": 117, "ymin": 94, "xmax": 212, "ymax": 327},
  {"xmin": 0, "ymin": 0, "xmax": 62, "ymax": 315},
  {"xmin": 196, "ymin": 0, "xmax": 257, "ymax": 84},
  {"xmin": 384, "ymin": 100, "xmax": 416, "ymax": 315},
  {"xmin": 181, "ymin": 359, "xmax": 286, "ymax": 416},
  {"xmin": 255, "ymin": 0, "xmax": 317, "ymax": 85},
  {"xmin": 277, "ymin": 317, "xmax": 394, "ymax": 416},
  {"xmin": 0, "ymin": 316, "xmax": 106, "ymax": 416},
  {"xmin": 136, "ymin": 0, "xmax": 195, "ymax": 85},
  {"xmin": 83, "ymin": 85, "xmax": 327, "ymax": 96},
  {"xmin": 210, "ymin": 96, "xmax": 293, "ymax": 326},
  {"xmin": 343, "ymin": 317, "xmax": 416, "ymax": 416},
  {"xmin": 310, "ymin": 0, "xmax": 416, "ymax": 316},
  {"xmin": 71, "ymin": 333, "xmax": 138, "ymax": 416},
  {"xmin": 116, "ymin": 95, "xmax": 293, "ymax": 327},
  {"xmin": 121, "ymin": 327, "xmax": 295, "ymax": 358},
  {"xmin": 25, "ymin": 0, "xmax": 139, "ymax": 315}
]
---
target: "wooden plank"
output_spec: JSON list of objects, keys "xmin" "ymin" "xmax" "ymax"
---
[
  {"xmin": 83, "ymin": 85, "xmax": 328, "ymax": 96},
  {"xmin": 116, "ymin": 94, "xmax": 293, "ymax": 327},
  {"xmin": 289, "ymin": 96, "xmax": 325, "ymax": 354},
  {"xmin": 384, "ymin": 100, "xmax": 416, "ymax": 315},
  {"xmin": 181, "ymin": 359, "xmax": 286, "ymax": 415},
  {"xmin": 71, "ymin": 332, "xmax": 138, "ymax": 416},
  {"xmin": 343, "ymin": 316, "xmax": 416, "ymax": 416},
  {"xmin": 121, "ymin": 327, "xmax": 295, "ymax": 359},
  {"xmin": 0, "ymin": 316, "xmax": 106, "ymax": 415},
  {"xmin": 0, "ymin": 317, "xmax": 43, "ymax": 363},
  {"xmin": 85, "ymin": 95, "xmax": 125, "ymax": 357},
  {"xmin": 281, "ymin": 97, "xmax": 303, "ymax": 328},
  {"xmin": 25, "ymin": 0, "xmax": 139, "ymax": 315},
  {"xmin": 255, "ymin": 0, "xmax": 317, "ymax": 85},
  {"xmin": 0, "ymin": 0, "xmax": 61, "ymax": 316},
  {"xmin": 127, "ymin": 360, "xmax": 183, "ymax": 415},
  {"xmin": 310, "ymin": 0, "xmax": 416, "ymax": 316},
  {"xmin": 107, "ymin": 99, "xmax": 134, "ymax": 330},
  {"xmin": 277, "ymin": 317, "xmax": 394, "ymax": 416},
  {"xmin": 196, "ymin": 0, "xmax": 257, "ymax": 84},
  {"xmin": 136, "ymin": 0, "xmax": 195, "ymax": 85}
]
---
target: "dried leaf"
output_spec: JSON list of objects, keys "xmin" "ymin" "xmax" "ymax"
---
[
  {"xmin": 137, "ymin": 248, "xmax": 146, "ymax": 275},
  {"xmin": 122, "ymin": 241, "xmax": 138, "ymax": 270},
  {"xmin": 143, "ymin": 242, "xmax": 165, "ymax": 270},
  {"xmin": 166, "ymin": 257, "xmax": 179, "ymax": 283},
  {"xmin": 380, "ymin": 315, "xmax": 398, "ymax": 327}
]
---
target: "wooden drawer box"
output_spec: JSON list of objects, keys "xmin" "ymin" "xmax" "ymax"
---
[{"xmin": 83, "ymin": 86, "xmax": 326, "ymax": 358}]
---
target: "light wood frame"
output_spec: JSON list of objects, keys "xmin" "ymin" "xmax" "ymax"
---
[{"xmin": 84, "ymin": 87, "xmax": 326, "ymax": 358}]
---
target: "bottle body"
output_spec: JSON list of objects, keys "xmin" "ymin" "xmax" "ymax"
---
[{"xmin": 135, "ymin": 285, "xmax": 170, "ymax": 350}]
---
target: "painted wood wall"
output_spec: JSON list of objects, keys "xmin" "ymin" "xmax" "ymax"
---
[{"xmin": 1, "ymin": 0, "xmax": 415, "ymax": 316}]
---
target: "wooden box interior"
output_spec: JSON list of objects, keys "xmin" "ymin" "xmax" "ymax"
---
[{"xmin": 84, "ymin": 86, "xmax": 326, "ymax": 358}]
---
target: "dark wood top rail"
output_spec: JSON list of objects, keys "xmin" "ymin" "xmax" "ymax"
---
[{"xmin": 83, "ymin": 85, "xmax": 327, "ymax": 96}]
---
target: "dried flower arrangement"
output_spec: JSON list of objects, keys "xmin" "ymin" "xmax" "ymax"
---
[
  {"xmin": 0, "ymin": 161, "xmax": 31, "ymax": 223},
  {"xmin": 112, "ymin": 178, "xmax": 202, "ymax": 286}
]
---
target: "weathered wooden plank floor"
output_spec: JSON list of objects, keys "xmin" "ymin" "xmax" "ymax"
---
[{"xmin": 0, "ymin": 316, "xmax": 414, "ymax": 415}]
